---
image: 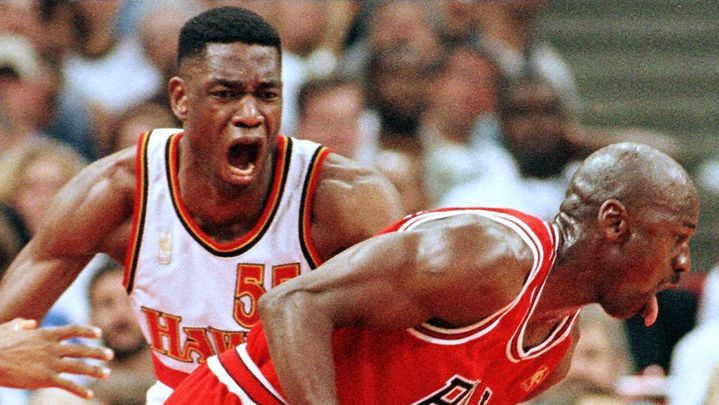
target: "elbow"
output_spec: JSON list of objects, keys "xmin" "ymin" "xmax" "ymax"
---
[
  {"xmin": 258, "ymin": 286, "xmax": 307, "ymax": 324},
  {"xmin": 258, "ymin": 288, "xmax": 285, "ymax": 323}
]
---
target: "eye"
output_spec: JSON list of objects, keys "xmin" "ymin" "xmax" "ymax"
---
[
  {"xmin": 259, "ymin": 89, "xmax": 280, "ymax": 100},
  {"xmin": 211, "ymin": 89, "xmax": 237, "ymax": 99}
]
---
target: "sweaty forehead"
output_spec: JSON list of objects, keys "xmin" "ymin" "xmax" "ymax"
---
[{"xmin": 638, "ymin": 170, "xmax": 699, "ymax": 227}]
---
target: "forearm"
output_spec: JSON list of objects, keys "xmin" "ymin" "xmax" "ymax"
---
[
  {"xmin": 0, "ymin": 245, "xmax": 88, "ymax": 321},
  {"xmin": 260, "ymin": 292, "xmax": 339, "ymax": 405}
]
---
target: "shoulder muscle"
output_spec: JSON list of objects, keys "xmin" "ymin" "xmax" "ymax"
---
[{"xmin": 311, "ymin": 153, "xmax": 403, "ymax": 258}]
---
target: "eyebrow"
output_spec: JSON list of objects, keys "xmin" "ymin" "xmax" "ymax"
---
[{"xmin": 212, "ymin": 78, "xmax": 281, "ymax": 88}]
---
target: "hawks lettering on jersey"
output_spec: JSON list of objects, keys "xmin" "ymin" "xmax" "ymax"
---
[{"xmin": 141, "ymin": 262, "xmax": 301, "ymax": 363}]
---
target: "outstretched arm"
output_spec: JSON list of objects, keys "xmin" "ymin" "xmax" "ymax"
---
[
  {"xmin": 0, "ymin": 149, "xmax": 135, "ymax": 322},
  {"xmin": 0, "ymin": 318, "xmax": 114, "ymax": 398},
  {"xmin": 259, "ymin": 215, "xmax": 526, "ymax": 405}
]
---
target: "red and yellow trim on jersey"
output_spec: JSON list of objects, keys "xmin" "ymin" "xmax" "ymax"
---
[
  {"xmin": 166, "ymin": 134, "xmax": 292, "ymax": 257},
  {"xmin": 124, "ymin": 130, "xmax": 152, "ymax": 293},
  {"xmin": 298, "ymin": 146, "xmax": 330, "ymax": 268}
]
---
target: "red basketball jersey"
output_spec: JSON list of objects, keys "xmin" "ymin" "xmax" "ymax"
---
[{"xmin": 167, "ymin": 208, "xmax": 579, "ymax": 405}]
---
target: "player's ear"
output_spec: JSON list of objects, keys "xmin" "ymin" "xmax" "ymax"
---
[
  {"xmin": 597, "ymin": 199, "xmax": 628, "ymax": 242},
  {"xmin": 169, "ymin": 76, "xmax": 188, "ymax": 121}
]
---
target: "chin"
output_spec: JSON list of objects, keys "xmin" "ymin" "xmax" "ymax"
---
[{"xmin": 597, "ymin": 301, "xmax": 633, "ymax": 321}]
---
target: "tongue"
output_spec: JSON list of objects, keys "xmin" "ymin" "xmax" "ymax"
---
[
  {"xmin": 642, "ymin": 295, "xmax": 659, "ymax": 327},
  {"xmin": 229, "ymin": 147, "xmax": 253, "ymax": 171}
]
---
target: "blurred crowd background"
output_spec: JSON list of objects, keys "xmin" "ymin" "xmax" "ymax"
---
[{"xmin": 0, "ymin": 1, "xmax": 717, "ymax": 404}]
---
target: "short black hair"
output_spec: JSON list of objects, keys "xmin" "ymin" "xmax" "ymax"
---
[{"xmin": 177, "ymin": 6, "xmax": 281, "ymax": 67}]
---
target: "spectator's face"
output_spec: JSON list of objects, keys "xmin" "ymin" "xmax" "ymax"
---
[
  {"xmin": 297, "ymin": 84, "xmax": 364, "ymax": 158},
  {"xmin": 369, "ymin": 52, "xmax": 432, "ymax": 135},
  {"xmin": 13, "ymin": 156, "xmax": 70, "ymax": 234},
  {"xmin": 140, "ymin": 13, "xmax": 186, "ymax": 79},
  {"xmin": 433, "ymin": 48, "xmax": 497, "ymax": 130},
  {"xmin": 500, "ymin": 79, "xmax": 573, "ymax": 177},
  {"xmin": 0, "ymin": 68, "xmax": 55, "ymax": 130},
  {"xmin": 90, "ymin": 270, "xmax": 146, "ymax": 357},
  {"xmin": 369, "ymin": 1, "xmax": 441, "ymax": 61},
  {"xmin": 171, "ymin": 42, "xmax": 282, "ymax": 189},
  {"xmin": 274, "ymin": 1, "xmax": 327, "ymax": 56},
  {"xmin": 568, "ymin": 324, "xmax": 620, "ymax": 390},
  {"xmin": 502, "ymin": 80, "xmax": 568, "ymax": 157}
]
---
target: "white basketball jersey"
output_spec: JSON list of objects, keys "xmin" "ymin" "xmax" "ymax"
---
[{"xmin": 123, "ymin": 129, "xmax": 329, "ymax": 393}]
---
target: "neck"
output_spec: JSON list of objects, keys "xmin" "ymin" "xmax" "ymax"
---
[
  {"xmin": 426, "ymin": 113, "xmax": 474, "ymax": 144},
  {"xmin": 535, "ymin": 212, "xmax": 596, "ymax": 319}
]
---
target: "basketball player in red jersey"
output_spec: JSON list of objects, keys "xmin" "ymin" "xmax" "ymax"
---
[
  {"xmin": 166, "ymin": 143, "xmax": 699, "ymax": 405},
  {"xmin": 0, "ymin": 7, "xmax": 402, "ymax": 403}
]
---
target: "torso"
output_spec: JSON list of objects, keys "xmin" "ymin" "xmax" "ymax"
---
[
  {"xmin": 123, "ymin": 129, "xmax": 329, "ymax": 390},
  {"xmin": 218, "ymin": 208, "xmax": 580, "ymax": 405}
]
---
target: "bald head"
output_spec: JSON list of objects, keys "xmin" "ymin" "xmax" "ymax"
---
[{"xmin": 561, "ymin": 143, "xmax": 698, "ymax": 221}]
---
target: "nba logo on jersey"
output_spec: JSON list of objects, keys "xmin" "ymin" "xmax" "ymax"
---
[
  {"xmin": 521, "ymin": 365, "xmax": 550, "ymax": 392},
  {"xmin": 157, "ymin": 231, "xmax": 172, "ymax": 264}
]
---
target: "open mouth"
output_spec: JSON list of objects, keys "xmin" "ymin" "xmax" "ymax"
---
[{"xmin": 228, "ymin": 142, "xmax": 260, "ymax": 173}]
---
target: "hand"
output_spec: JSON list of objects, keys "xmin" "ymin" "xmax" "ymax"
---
[{"xmin": 0, "ymin": 318, "xmax": 114, "ymax": 398}]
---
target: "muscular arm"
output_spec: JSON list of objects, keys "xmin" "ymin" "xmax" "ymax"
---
[
  {"xmin": 311, "ymin": 153, "xmax": 404, "ymax": 260},
  {"xmin": 259, "ymin": 214, "xmax": 530, "ymax": 405},
  {"xmin": 0, "ymin": 149, "xmax": 136, "ymax": 322}
]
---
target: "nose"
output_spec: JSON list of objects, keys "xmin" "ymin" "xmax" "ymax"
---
[{"xmin": 231, "ymin": 96, "xmax": 263, "ymax": 128}]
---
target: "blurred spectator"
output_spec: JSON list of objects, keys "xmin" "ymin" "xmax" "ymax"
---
[
  {"xmin": 0, "ymin": 31, "xmax": 97, "ymax": 160},
  {"xmin": 29, "ymin": 260, "xmax": 154, "ymax": 405},
  {"xmin": 87, "ymin": 261, "xmax": 154, "ymax": 404},
  {"xmin": 529, "ymin": 304, "xmax": 631, "ymax": 405},
  {"xmin": 340, "ymin": 0, "xmax": 444, "ymax": 81},
  {"xmin": 440, "ymin": 74, "xmax": 581, "ymax": 220},
  {"xmin": 0, "ymin": 34, "xmax": 55, "ymax": 152},
  {"xmin": 293, "ymin": 73, "xmax": 426, "ymax": 214},
  {"xmin": 0, "ymin": 138, "xmax": 86, "ymax": 241},
  {"xmin": 107, "ymin": 102, "xmax": 179, "ymax": 155},
  {"xmin": 365, "ymin": 45, "xmax": 440, "ymax": 157},
  {"xmin": 419, "ymin": 44, "xmax": 516, "ymax": 206},
  {"xmin": 295, "ymin": 74, "xmax": 374, "ymax": 163},
  {"xmin": 570, "ymin": 305, "xmax": 632, "ymax": 392},
  {"xmin": 668, "ymin": 266, "xmax": 719, "ymax": 405},
  {"xmin": 62, "ymin": 0, "xmax": 161, "ymax": 149},
  {"xmin": 137, "ymin": 0, "xmax": 205, "ymax": 116},
  {"xmin": 472, "ymin": 1, "xmax": 582, "ymax": 112},
  {"xmin": 0, "ymin": 138, "xmax": 88, "ymax": 403}
]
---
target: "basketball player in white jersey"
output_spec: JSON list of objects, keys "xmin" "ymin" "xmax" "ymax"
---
[{"xmin": 0, "ymin": 6, "xmax": 402, "ymax": 403}]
